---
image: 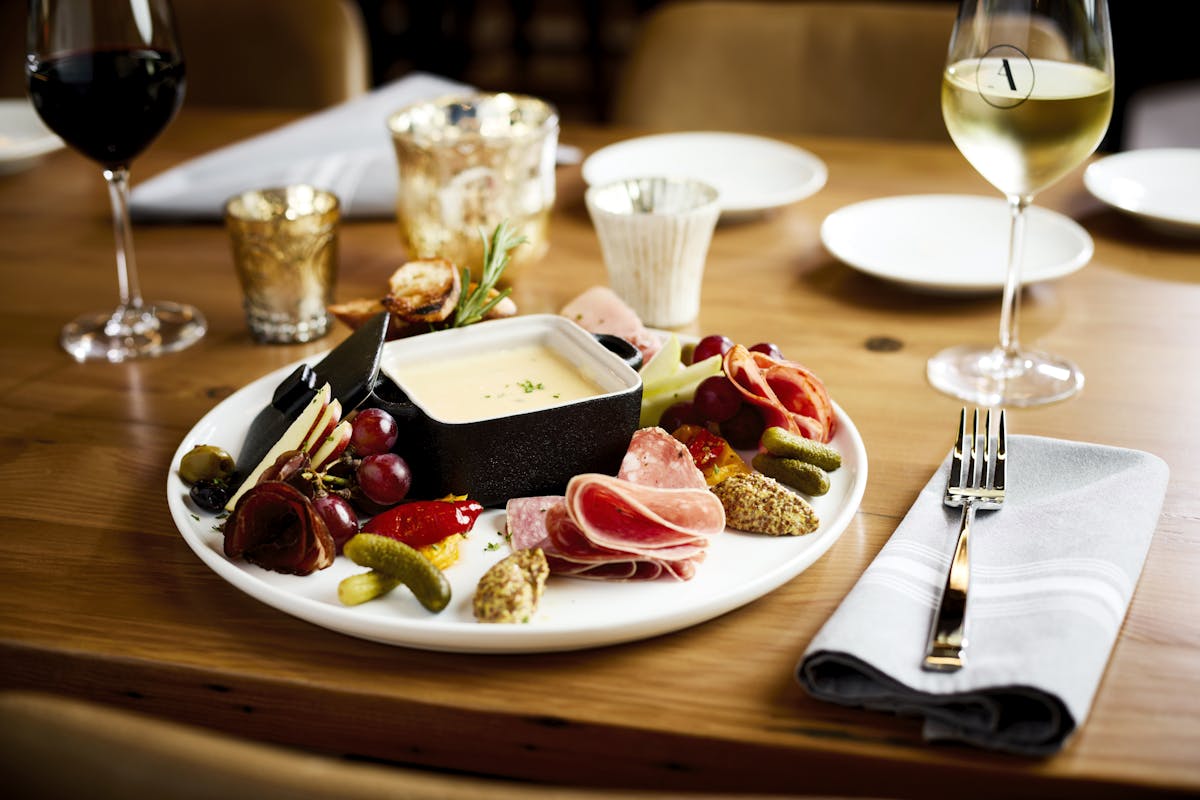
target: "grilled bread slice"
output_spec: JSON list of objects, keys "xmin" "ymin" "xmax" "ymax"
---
[{"xmin": 381, "ymin": 258, "xmax": 461, "ymax": 322}]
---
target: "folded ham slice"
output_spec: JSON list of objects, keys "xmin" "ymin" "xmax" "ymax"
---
[
  {"xmin": 504, "ymin": 428, "xmax": 724, "ymax": 581},
  {"xmin": 560, "ymin": 285, "xmax": 662, "ymax": 364}
]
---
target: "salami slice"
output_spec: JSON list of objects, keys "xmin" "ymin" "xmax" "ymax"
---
[
  {"xmin": 504, "ymin": 495, "xmax": 562, "ymax": 551},
  {"xmin": 617, "ymin": 428, "xmax": 708, "ymax": 489}
]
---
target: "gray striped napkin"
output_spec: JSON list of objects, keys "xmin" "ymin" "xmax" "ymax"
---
[{"xmin": 797, "ymin": 434, "xmax": 1169, "ymax": 755}]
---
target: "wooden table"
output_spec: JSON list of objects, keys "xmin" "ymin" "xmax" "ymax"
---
[{"xmin": 2, "ymin": 108, "xmax": 1197, "ymax": 798}]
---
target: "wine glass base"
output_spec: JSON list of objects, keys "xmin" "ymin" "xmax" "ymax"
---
[
  {"xmin": 61, "ymin": 301, "xmax": 207, "ymax": 363},
  {"xmin": 927, "ymin": 344, "xmax": 1083, "ymax": 407}
]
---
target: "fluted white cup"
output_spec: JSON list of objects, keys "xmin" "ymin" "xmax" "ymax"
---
[{"xmin": 585, "ymin": 177, "xmax": 720, "ymax": 327}]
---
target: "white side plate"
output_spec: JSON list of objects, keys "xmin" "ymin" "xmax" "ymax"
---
[
  {"xmin": 1084, "ymin": 148, "xmax": 1200, "ymax": 235},
  {"xmin": 582, "ymin": 132, "xmax": 827, "ymax": 218},
  {"xmin": 0, "ymin": 98, "xmax": 64, "ymax": 175},
  {"xmin": 821, "ymin": 194, "xmax": 1094, "ymax": 295}
]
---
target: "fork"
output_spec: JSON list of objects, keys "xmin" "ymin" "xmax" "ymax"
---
[{"xmin": 922, "ymin": 407, "xmax": 1007, "ymax": 672}]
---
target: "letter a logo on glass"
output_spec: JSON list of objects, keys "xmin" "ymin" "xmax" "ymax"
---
[{"xmin": 978, "ymin": 45, "xmax": 1034, "ymax": 108}]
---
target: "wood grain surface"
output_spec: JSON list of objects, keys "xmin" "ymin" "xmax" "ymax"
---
[{"xmin": 1, "ymin": 108, "xmax": 1197, "ymax": 798}]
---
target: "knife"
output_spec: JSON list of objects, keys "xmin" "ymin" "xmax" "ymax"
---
[{"xmin": 236, "ymin": 312, "xmax": 390, "ymax": 472}]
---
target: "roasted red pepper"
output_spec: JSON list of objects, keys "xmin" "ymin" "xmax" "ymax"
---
[
  {"xmin": 361, "ymin": 498, "xmax": 484, "ymax": 548},
  {"xmin": 672, "ymin": 424, "xmax": 750, "ymax": 486}
]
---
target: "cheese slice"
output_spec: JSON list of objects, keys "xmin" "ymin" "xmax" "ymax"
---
[{"xmin": 225, "ymin": 383, "xmax": 331, "ymax": 511}]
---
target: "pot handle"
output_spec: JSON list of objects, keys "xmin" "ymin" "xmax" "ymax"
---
[
  {"xmin": 363, "ymin": 376, "xmax": 423, "ymax": 424},
  {"xmin": 593, "ymin": 333, "xmax": 643, "ymax": 371}
]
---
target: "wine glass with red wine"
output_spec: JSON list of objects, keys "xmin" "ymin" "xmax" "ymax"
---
[{"xmin": 26, "ymin": 0, "xmax": 205, "ymax": 362}]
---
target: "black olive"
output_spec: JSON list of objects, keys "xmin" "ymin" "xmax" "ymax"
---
[{"xmin": 190, "ymin": 479, "xmax": 233, "ymax": 512}]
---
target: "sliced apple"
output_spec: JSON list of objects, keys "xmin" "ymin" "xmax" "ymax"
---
[
  {"xmin": 300, "ymin": 399, "xmax": 341, "ymax": 454},
  {"xmin": 310, "ymin": 420, "xmax": 353, "ymax": 471},
  {"xmin": 225, "ymin": 383, "xmax": 331, "ymax": 511},
  {"xmin": 639, "ymin": 334, "xmax": 682, "ymax": 385}
]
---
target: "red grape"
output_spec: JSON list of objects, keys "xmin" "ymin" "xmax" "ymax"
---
[
  {"xmin": 692, "ymin": 375, "xmax": 743, "ymax": 423},
  {"xmin": 313, "ymin": 494, "xmax": 359, "ymax": 551},
  {"xmin": 720, "ymin": 403, "xmax": 766, "ymax": 449},
  {"xmin": 357, "ymin": 453, "xmax": 412, "ymax": 506},
  {"xmin": 691, "ymin": 334, "xmax": 733, "ymax": 364},
  {"xmin": 658, "ymin": 401, "xmax": 699, "ymax": 433},
  {"xmin": 350, "ymin": 407, "xmax": 399, "ymax": 456},
  {"xmin": 749, "ymin": 342, "xmax": 783, "ymax": 360}
]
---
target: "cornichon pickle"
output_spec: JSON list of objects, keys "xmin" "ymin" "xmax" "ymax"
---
[
  {"xmin": 343, "ymin": 533, "xmax": 452, "ymax": 612},
  {"xmin": 337, "ymin": 570, "xmax": 401, "ymax": 606},
  {"xmin": 179, "ymin": 444, "xmax": 236, "ymax": 484},
  {"xmin": 752, "ymin": 453, "xmax": 831, "ymax": 496},
  {"xmin": 760, "ymin": 427, "xmax": 842, "ymax": 471}
]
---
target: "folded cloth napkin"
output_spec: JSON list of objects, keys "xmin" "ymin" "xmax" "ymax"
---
[
  {"xmin": 129, "ymin": 72, "xmax": 473, "ymax": 221},
  {"xmin": 797, "ymin": 434, "xmax": 1169, "ymax": 756}
]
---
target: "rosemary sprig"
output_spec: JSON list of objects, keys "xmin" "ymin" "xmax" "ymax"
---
[{"xmin": 451, "ymin": 221, "xmax": 527, "ymax": 328}]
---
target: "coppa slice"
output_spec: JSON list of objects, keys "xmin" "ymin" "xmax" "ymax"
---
[
  {"xmin": 225, "ymin": 383, "xmax": 331, "ymax": 511},
  {"xmin": 723, "ymin": 345, "xmax": 836, "ymax": 443}
]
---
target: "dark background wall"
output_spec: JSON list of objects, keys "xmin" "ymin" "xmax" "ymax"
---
[
  {"xmin": 351, "ymin": 0, "xmax": 1191, "ymax": 151},
  {"xmin": 2, "ymin": 0, "xmax": 1190, "ymax": 150}
]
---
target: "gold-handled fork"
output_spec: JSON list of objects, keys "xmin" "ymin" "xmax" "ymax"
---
[{"xmin": 922, "ymin": 407, "xmax": 1007, "ymax": 672}]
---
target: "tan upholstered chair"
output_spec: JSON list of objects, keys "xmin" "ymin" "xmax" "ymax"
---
[
  {"xmin": 2, "ymin": 1, "xmax": 370, "ymax": 109},
  {"xmin": 171, "ymin": 0, "xmax": 370, "ymax": 109},
  {"xmin": 613, "ymin": 1, "xmax": 958, "ymax": 141}
]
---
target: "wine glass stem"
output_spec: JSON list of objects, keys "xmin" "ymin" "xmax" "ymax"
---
[
  {"xmin": 998, "ymin": 194, "xmax": 1031, "ymax": 359},
  {"xmin": 102, "ymin": 166, "xmax": 144, "ymax": 313}
]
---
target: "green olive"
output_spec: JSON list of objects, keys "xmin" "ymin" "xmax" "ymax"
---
[{"xmin": 179, "ymin": 444, "xmax": 237, "ymax": 485}]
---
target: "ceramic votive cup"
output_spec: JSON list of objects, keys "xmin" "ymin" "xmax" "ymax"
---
[
  {"xmin": 225, "ymin": 185, "xmax": 339, "ymax": 343},
  {"xmin": 585, "ymin": 177, "xmax": 721, "ymax": 327}
]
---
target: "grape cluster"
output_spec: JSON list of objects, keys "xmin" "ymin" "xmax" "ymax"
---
[
  {"xmin": 659, "ymin": 335, "xmax": 783, "ymax": 449},
  {"xmin": 310, "ymin": 407, "xmax": 412, "ymax": 548}
]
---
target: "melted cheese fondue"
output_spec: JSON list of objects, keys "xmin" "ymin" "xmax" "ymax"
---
[{"xmin": 398, "ymin": 343, "xmax": 603, "ymax": 422}]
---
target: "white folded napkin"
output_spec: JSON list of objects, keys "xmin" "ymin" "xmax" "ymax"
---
[
  {"xmin": 797, "ymin": 434, "xmax": 1169, "ymax": 755},
  {"xmin": 130, "ymin": 72, "xmax": 473, "ymax": 221}
]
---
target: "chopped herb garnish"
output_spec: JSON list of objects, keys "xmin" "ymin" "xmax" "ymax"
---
[
  {"xmin": 451, "ymin": 221, "xmax": 527, "ymax": 328},
  {"xmin": 484, "ymin": 541, "xmax": 501, "ymax": 552},
  {"xmin": 190, "ymin": 513, "xmax": 200, "ymax": 522},
  {"xmin": 518, "ymin": 379, "xmax": 544, "ymax": 393}
]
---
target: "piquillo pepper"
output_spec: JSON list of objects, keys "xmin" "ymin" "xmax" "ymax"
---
[
  {"xmin": 671, "ymin": 424, "xmax": 750, "ymax": 486},
  {"xmin": 361, "ymin": 498, "xmax": 484, "ymax": 548}
]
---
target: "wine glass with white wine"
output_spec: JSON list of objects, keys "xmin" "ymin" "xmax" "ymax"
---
[{"xmin": 927, "ymin": 0, "xmax": 1113, "ymax": 406}]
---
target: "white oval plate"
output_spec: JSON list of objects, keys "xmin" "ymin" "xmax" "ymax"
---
[
  {"xmin": 0, "ymin": 98, "xmax": 64, "ymax": 175},
  {"xmin": 582, "ymin": 132, "xmax": 827, "ymax": 217},
  {"xmin": 1084, "ymin": 148, "xmax": 1200, "ymax": 234},
  {"xmin": 821, "ymin": 194, "xmax": 1094, "ymax": 294},
  {"xmin": 167, "ymin": 340, "xmax": 867, "ymax": 654}
]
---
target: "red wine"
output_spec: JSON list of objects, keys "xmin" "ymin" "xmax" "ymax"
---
[{"xmin": 27, "ymin": 48, "xmax": 184, "ymax": 169}]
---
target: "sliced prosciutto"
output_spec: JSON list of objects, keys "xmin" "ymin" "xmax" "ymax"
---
[
  {"xmin": 723, "ymin": 345, "xmax": 837, "ymax": 443},
  {"xmin": 504, "ymin": 427, "xmax": 724, "ymax": 581},
  {"xmin": 560, "ymin": 285, "xmax": 662, "ymax": 364}
]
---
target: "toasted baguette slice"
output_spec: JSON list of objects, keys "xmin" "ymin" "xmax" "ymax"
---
[
  {"xmin": 382, "ymin": 258, "xmax": 461, "ymax": 322},
  {"xmin": 327, "ymin": 298, "xmax": 421, "ymax": 340}
]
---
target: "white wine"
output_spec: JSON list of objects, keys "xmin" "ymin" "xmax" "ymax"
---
[{"xmin": 942, "ymin": 58, "xmax": 1113, "ymax": 197}]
